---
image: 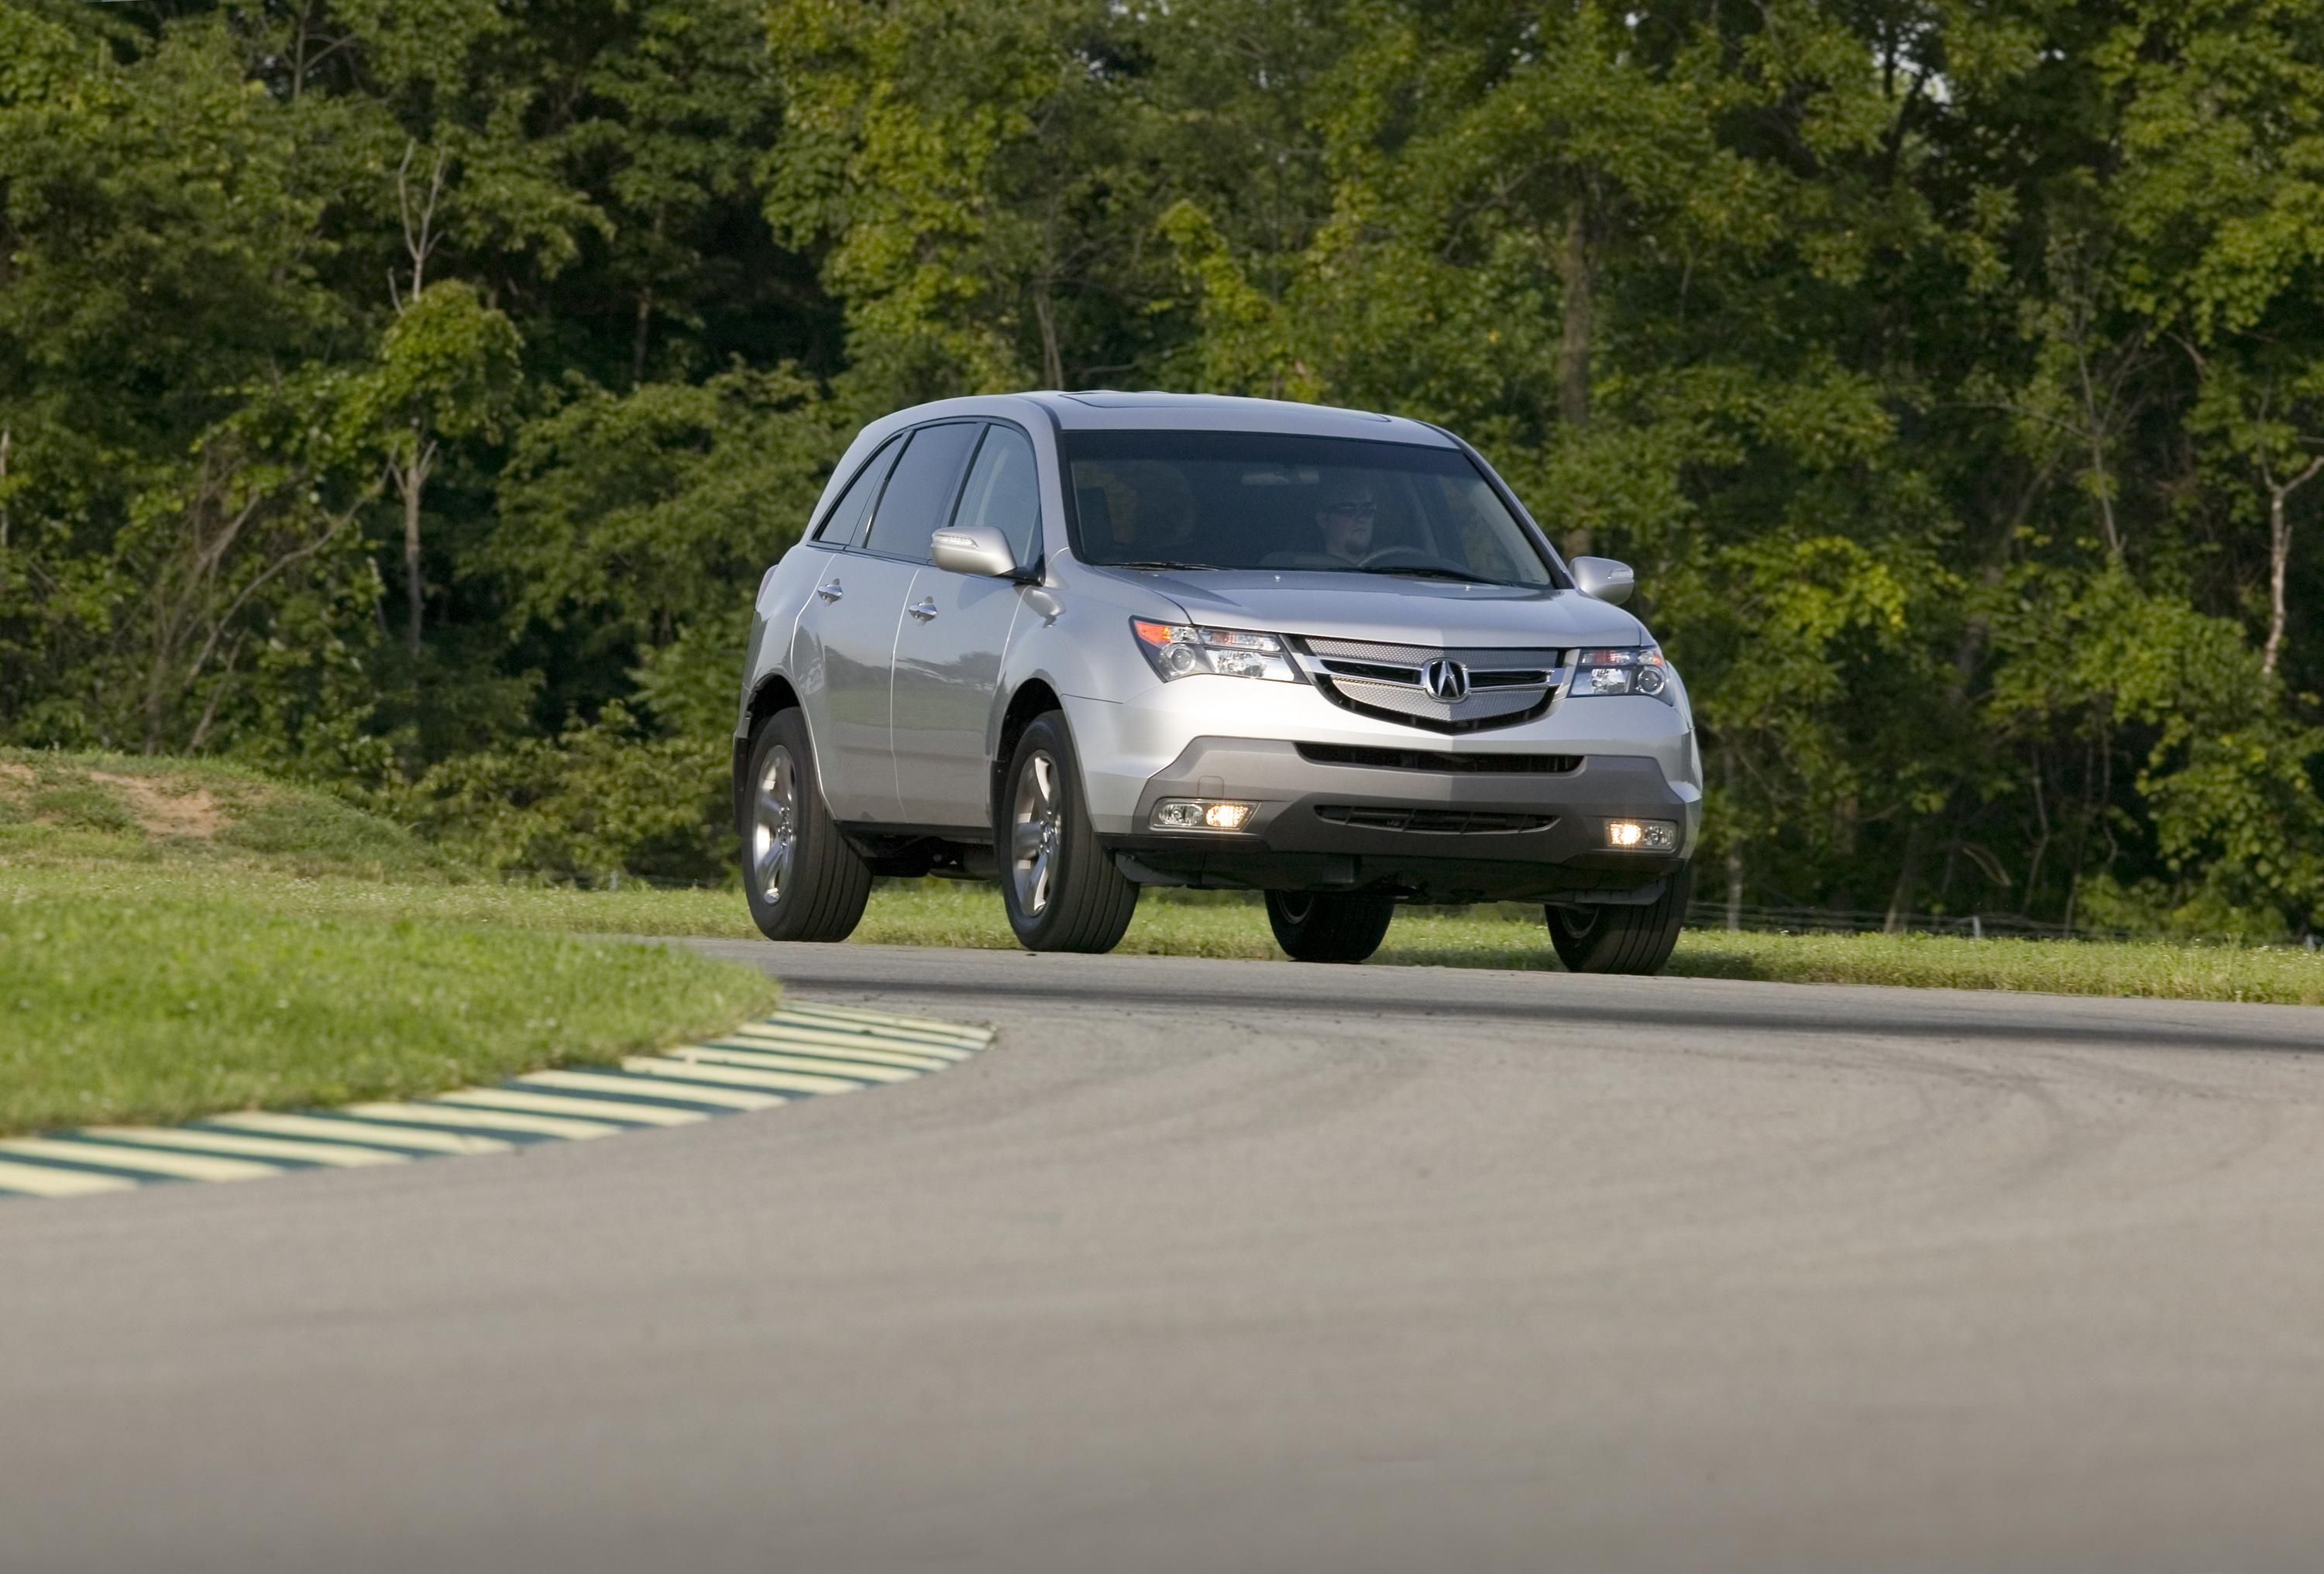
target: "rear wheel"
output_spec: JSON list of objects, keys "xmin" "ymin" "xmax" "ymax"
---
[
  {"xmin": 1265, "ymin": 892, "xmax": 1395, "ymax": 964},
  {"xmin": 1545, "ymin": 865, "xmax": 1692, "ymax": 975},
  {"xmin": 741, "ymin": 709, "xmax": 872, "ymax": 943},
  {"xmin": 997, "ymin": 713, "xmax": 1140, "ymax": 953}
]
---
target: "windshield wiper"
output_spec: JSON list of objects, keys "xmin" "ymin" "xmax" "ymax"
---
[
  {"xmin": 1109, "ymin": 559, "xmax": 1209, "ymax": 571},
  {"xmin": 1353, "ymin": 565, "xmax": 1497, "ymax": 584}
]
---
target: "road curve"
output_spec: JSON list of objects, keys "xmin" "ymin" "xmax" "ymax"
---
[{"xmin": 4, "ymin": 943, "xmax": 2324, "ymax": 1573}]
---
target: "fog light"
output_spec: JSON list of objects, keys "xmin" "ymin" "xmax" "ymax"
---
[
  {"xmin": 1152, "ymin": 799, "xmax": 1255, "ymax": 832},
  {"xmin": 1606, "ymin": 818, "xmax": 1678, "ymax": 851}
]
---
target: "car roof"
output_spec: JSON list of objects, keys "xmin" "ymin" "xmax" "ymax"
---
[{"xmin": 873, "ymin": 391, "xmax": 1459, "ymax": 448}]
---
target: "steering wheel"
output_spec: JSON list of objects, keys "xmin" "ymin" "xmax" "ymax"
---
[{"xmin": 1356, "ymin": 545, "xmax": 1468, "ymax": 574}]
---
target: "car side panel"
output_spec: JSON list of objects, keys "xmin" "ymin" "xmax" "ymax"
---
[{"xmin": 892, "ymin": 565, "xmax": 1026, "ymax": 829}]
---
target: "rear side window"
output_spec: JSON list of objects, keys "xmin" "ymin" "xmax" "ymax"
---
[
  {"xmin": 952, "ymin": 424, "xmax": 1043, "ymax": 569},
  {"xmin": 813, "ymin": 438, "xmax": 902, "ymax": 548},
  {"xmin": 865, "ymin": 422, "xmax": 980, "ymax": 562}
]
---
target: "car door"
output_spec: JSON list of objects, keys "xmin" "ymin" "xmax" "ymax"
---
[
  {"xmin": 891, "ymin": 422, "xmax": 1043, "ymax": 830},
  {"xmin": 789, "ymin": 435, "xmax": 909, "ymax": 822},
  {"xmin": 812, "ymin": 420, "xmax": 983, "ymax": 825}
]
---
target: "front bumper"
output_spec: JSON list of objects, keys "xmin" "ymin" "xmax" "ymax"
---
[{"xmin": 1103, "ymin": 735, "xmax": 1693, "ymax": 904}]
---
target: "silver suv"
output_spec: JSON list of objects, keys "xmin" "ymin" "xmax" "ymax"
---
[{"xmin": 734, "ymin": 394, "xmax": 1700, "ymax": 972}]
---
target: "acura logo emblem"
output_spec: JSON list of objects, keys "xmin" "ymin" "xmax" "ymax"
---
[{"xmin": 1422, "ymin": 658, "xmax": 1470, "ymax": 703}]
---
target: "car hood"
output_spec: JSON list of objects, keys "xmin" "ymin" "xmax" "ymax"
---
[{"xmin": 1099, "ymin": 568, "xmax": 1648, "ymax": 648}]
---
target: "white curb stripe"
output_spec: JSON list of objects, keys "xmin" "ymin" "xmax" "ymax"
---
[
  {"xmin": 511, "ymin": 1071, "xmax": 786, "ymax": 1111},
  {"xmin": 726, "ymin": 1023, "xmax": 975, "ymax": 1062},
  {"xmin": 207, "ymin": 1112, "xmax": 515, "ymax": 1155},
  {"xmin": 341, "ymin": 1101, "xmax": 630, "ymax": 1140},
  {"xmin": 432, "ymin": 1088, "xmax": 712, "ymax": 1126},
  {"xmin": 0, "ymin": 1139, "xmax": 284, "ymax": 1183},
  {"xmin": 80, "ymin": 1127, "xmax": 411, "ymax": 1170},
  {"xmin": 0, "ymin": 1158, "xmax": 138, "ymax": 1198},
  {"xmin": 0, "ymin": 1003, "xmax": 991, "ymax": 1201},
  {"xmin": 666, "ymin": 1046, "xmax": 919, "ymax": 1083},
  {"xmin": 621, "ymin": 1057, "xmax": 868, "ymax": 1096},
  {"xmin": 717, "ymin": 1029, "xmax": 963, "ymax": 1068}
]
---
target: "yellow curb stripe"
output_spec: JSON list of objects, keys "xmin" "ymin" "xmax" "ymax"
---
[
  {"xmin": 511, "ymin": 1070, "xmax": 787, "ymax": 1112},
  {"xmin": 666, "ymin": 1046, "xmax": 919, "ymax": 1083},
  {"xmin": 0, "ymin": 1158, "xmax": 139, "ymax": 1198},
  {"xmin": 0, "ymin": 1138, "xmax": 283, "ymax": 1183},
  {"xmin": 81, "ymin": 1127, "xmax": 410, "ymax": 1170},
  {"xmin": 343, "ymin": 1101, "xmax": 631, "ymax": 1139},
  {"xmin": 436, "ymin": 1088, "xmax": 712, "ymax": 1126},
  {"xmin": 207, "ymin": 1112, "xmax": 514, "ymax": 1155},
  {"xmin": 621, "ymin": 1056, "xmax": 868, "ymax": 1097}
]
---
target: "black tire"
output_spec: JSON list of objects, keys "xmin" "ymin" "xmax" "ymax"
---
[
  {"xmin": 1544, "ymin": 865, "xmax": 1692, "ymax": 974},
  {"xmin": 996, "ymin": 712, "xmax": 1139, "ymax": 953},
  {"xmin": 1266, "ymin": 891, "xmax": 1395, "ymax": 963},
  {"xmin": 741, "ymin": 709, "xmax": 871, "ymax": 943}
]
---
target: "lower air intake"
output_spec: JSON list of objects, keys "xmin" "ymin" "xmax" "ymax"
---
[{"xmin": 1313, "ymin": 806, "xmax": 1557, "ymax": 835}]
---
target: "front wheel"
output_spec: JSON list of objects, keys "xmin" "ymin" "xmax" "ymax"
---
[
  {"xmin": 1545, "ymin": 865, "xmax": 1691, "ymax": 975},
  {"xmin": 1266, "ymin": 892, "xmax": 1395, "ymax": 963},
  {"xmin": 741, "ymin": 709, "xmax": 872, "ymax": 943},
  {"xmin": 997, "ymin": 713, "xmax": 1140, "ymax": 953}
]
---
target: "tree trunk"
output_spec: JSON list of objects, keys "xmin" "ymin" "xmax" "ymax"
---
[
  {"xmin": 2260, "ymin": 455, "xmax": 2322, "ymax": 677},
  {"xmin": 404, "ymin": 479, "xmax": 423, "ymax": 658},
  {"xmin": 1883, "ymin": 820, "xmax": 1924, "ymax": 934},
  {"xmin": 399, "ymin": 434, "xmax": 431, "ymax": 660},
  {"xmin": 632, "ymin": 287, "xmax": 653, "ymax": 387},
  {"xmin": 1034, "ymin": 287, "xmax": 1065, "ymax": 389},
  {"xmin": 1556, "ymin": 201, "xmax": 1593, "ymax": 560},
  {"xmin": 1721, "ymin": 746, "xmax": 1741, "ymax": 930}
]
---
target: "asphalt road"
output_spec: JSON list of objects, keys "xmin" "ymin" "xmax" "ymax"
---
[{"xmin": 6, "ymin": 944, "xmax": 2324, "ymax": 1573}]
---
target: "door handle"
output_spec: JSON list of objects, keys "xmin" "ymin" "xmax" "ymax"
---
[
  {"xmin": 816, "ymin": 579, "xmax": 844, "ymax": 603},
  {"xmin": 907, "ymin": 597, "xmax": 939, "ymax": 622}
]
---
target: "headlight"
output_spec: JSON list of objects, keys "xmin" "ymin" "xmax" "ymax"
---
[
  {"xmin": 1131, "ymin": 620, "xmax": 1301, "ymax": 682},
  {"xmin": 1569, "ymin": 644, "xmax": 1673, "ymax": 703}
]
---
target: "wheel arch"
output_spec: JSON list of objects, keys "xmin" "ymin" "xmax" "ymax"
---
[
  {"xmin": 735, "ymin": 672, "xmax": 803, "ymax": 836},
  {"xmin": 988, "ymin": 677, "xmax": 1065, "ymax": 826}
]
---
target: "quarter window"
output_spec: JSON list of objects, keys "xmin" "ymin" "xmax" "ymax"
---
[{"xmin": 812, "ymin": 437, "xmax": 902, "ymax": 548}]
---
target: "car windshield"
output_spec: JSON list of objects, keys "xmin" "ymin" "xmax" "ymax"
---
[{"xmin": 1062, "ymin": 430, "xmax": 1556, "ymax": 586}]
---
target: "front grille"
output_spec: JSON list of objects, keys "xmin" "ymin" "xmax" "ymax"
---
[
  {"xmin": 1294, "ymin": 636, "xmax": 1566, "ymax": 734},
  {"xmin": 1314, "ymin": 806, "xmax": 1558, "ymax": 835},
  {"xmin": 1297, "ymin": 744, "xmax": 1580, "ymax": 774}
]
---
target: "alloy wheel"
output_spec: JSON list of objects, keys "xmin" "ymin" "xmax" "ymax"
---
[
  {"xmin": 1009, "ymin": 749, "xmax": 1063, "ymax": 916},
  {"xmin": 751, "ymin": 744, "xmax": 799, "ymax": 905}
]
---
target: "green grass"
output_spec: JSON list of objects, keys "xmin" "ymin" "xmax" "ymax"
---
[
  {"xmin": 0, "ymin": 753, "xmax": 776, "ymax": 1136},
  {"xmin": 16, "ymin": 862, "xmax": 2319, "ymax": 1008},
  {"xmin": 4, "ymin": 749, "xmax": 2317, "ymax": 1140},
  {"xmin": 0, "ymin": 749, "xmax": 448, "ymax": 878}
]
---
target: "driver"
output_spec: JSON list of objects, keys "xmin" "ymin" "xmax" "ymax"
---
[{"xmin": 1316, "ymin": 482, "xmax": 1377, "ymax": 565}]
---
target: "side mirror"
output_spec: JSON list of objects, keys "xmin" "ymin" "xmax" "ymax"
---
[
  {"xmin": 1570, "ymin": 555, "xmax": 1635, "ymax": 606},
  {"xmin": 931, "ymin": 524, "xmax": 1020, "ymax": 579}
]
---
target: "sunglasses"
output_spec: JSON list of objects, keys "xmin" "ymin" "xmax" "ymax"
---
[{"xmin": 1322, "ymin": 503, "xmax": 1377, "ymax": 519}]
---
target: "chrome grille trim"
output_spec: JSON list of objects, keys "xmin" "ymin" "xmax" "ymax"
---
[{"xmin": 1291, "ymin": 637, "xmax": 1569, "ymax": 734}]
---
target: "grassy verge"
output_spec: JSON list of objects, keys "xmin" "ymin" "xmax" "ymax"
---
[
  {"xmin": 16, "ymin": 864, "xmax": 2319, "ymax": 1009},
  {"xmin": 7, "ymin": 747, "xmax": 2319, "ymax": 1130},
  {"xmin": 0, "ymin": 885, "xmax": 775, "ymax": 1134},
  {"xmin": 0, "ymin": 753, "xmax": 778, "ymax": 1135}
]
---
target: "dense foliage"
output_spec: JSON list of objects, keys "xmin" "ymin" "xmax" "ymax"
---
[{"xmin": 4, "ymin": 0, "xmax": 2322, "ymax": 936}]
